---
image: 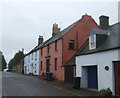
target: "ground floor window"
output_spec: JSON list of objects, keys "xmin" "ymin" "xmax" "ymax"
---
[
  {"xmin": 55, "ymin": 58, "xmax": 57, "ymax": 71},
  {"xmin": 41, "ymin": 61, "xmax": 42, "ymax": 71},
  {"xmin": 34, "ymin": 64, "xmax": 37, "ymax": 73}
]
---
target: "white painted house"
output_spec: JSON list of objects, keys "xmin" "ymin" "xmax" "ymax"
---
[
  {"xmin": 76, "ymin": 16, "xmax": 120, "ymax": 95},
  {"xmin": 24, "ymin": 50, "xmax": 39, "ymax": 75},
  {"xmin": 24, "ymin": 36, "xmax": 44, "ymax": 75}
]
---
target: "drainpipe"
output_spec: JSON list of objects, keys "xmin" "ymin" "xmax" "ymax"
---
[{"xmin": 76, "ymin": 31, "xmax": 78, "ymax": 51}]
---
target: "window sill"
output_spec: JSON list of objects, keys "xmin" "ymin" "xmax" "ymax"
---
[{"xmin": 68, "ymin": 48, "xmax": 76, "ymax": 51}]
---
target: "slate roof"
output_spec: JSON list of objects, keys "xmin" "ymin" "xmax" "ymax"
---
[
  {"xmin": 76, "ymin": 22, "xmax": 120, "ymax": 56},
  {"xmin": 24, "ymin": 41, "xmax": 47, "ymax": 57},
  {"xmin": 25, "ymin": 20, "xmax": 78, "ymax": 57},
  {"xmin": 43, "ymin": 21, "xmax": 78, "ymax": 47},
  {"xmin": 89, "ymin": 29, "xmax": 110, "ymax": 36}
]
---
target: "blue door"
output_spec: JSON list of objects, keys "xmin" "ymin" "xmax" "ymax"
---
[{"xmin": 88, "ymin": 66, "xmax": 98, "ymax": 89}]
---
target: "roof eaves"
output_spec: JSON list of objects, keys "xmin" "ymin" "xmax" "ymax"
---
[
  {"xmin": 78, "ymin": 47, "xmax": 120, "ymax": 56},
  {"xmin": 42, "ymin": 21, "xmax": 78, "ymax": 47}
]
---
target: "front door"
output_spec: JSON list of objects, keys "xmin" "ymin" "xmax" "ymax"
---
[
  {"xmin": 46, "ymin": 59, "xmax": 50, "ymax": 72},
  {"xmin": 88, "ymin": 66, "xmax": 98, "ymax": 89},
  {"xmin": 65, "ymin": 67, "xmax": 74, "ymax": 83},
  {"xmin": 114, "ymin": 61, "xmax": 120, "ymax": 95}
]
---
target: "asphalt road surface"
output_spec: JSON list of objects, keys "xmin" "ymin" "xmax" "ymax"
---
[{"xmin": 2, "ymin": 72, "xmax": 75, "ymax": 96}]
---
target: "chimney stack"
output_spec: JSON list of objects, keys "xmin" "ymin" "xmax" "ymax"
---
[
  {"xmin": 52, "ymin": 23, "xmax": 60, "ymax": 36},
  {"xmin": 99, "ymin": 15, "xmax": 109, "ymax": 29},
  {"xmin": 38, "ymin": 35, "xmax": 43, "ymax": 45}
]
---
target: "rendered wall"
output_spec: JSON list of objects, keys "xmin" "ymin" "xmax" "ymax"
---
[{"xmin": 76, "ymin": 49, "xmax": 120, "ymax": 95}]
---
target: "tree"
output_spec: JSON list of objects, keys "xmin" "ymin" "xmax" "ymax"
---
[
  {"xmin": 0, "ymin": 51, "xmax": 7, "ymax": 71},
  {"xmin": 8, "ymin": 58, "xmax": 15, "ymax": 70},
  {"xmin": 2, "ymin": 55, "xmax": 7, "ymax": 71},
  {"xmin": 8, "ymin": 50, "xmax": 24, "ymax": 70},
  {"xmin": 0, "ymin": 51, "xmax": 2, "ymax": 71}
]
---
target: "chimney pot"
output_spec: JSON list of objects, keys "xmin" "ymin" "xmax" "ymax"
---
[
  {"xmin": 52, "ymin": 23, "xmax": 60, "ymax": 36},
  {"xmin": 38, "ymin": 35, "xmax": 43, "ymax": 45},
  {"xmin": 99, "ymin": 15, "xmax": 109, "ymax": 29}
]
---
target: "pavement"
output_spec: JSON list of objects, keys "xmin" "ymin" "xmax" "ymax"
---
[{"xmin": 29, "ymin": 74, "xmax": 101, "ymax": 96}]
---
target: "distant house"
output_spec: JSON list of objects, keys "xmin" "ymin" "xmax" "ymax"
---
[
  {"xmin": 24, "ymin": 36, "xmax": 44, "ymax": 75},
  {"xmin": 39, "ymin": 14, "xmax": 99, "ymax": 82},
  {"xmin": 76, "ymin": 16, "xmax": 120, "ymax": 95}
]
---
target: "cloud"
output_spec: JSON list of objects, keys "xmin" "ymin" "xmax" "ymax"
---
[{"xmin": 1, "ymin": 2, "xmax": 118, "ymax": 63}]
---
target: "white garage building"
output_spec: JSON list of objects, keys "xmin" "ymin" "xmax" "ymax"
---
[{"xmin": 76, "ymin": 22, "xmax": 120, "ymax": 95}]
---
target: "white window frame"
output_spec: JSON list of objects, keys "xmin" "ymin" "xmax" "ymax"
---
[
  {"xmin": 35, "ymin": 51, "xmax": 37, "ymax": 60},
  {"xmin": 31, "ymin": 53, "xmax": 33, "ymax": 60},
  {"xmin": 28, "ymin": 55, "xmax": 30, "ymax": 62},
  {"xmin": 89, "ymin": 35, "xmax": 96, "ymax": 50}
]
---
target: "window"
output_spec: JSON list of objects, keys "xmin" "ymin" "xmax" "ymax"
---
[
  {"xmin": 47, "ymin": 45, "xmax": 50, "ymax": 53},
  {"xmin": 34, "ymin": 64, "xmax": 36, "ymax": 73},
  {"xmin": 28, "ymin": 65, "xmax": 29, "ymax": 71},
  {"xmin": 55, "ymin": 58, "xmax": 57, "ymax": 71},
  {"xmin": 41, "ymin": 61, "xmax": 42, "ymax": 71},
  {"xmin": 55, "ymin": 41, "xmax": 58, "ymax": 51},
  {"xmin": 31, "ymin": 53, "xmax": 33, "ymax": 60},
  {"xmin": 89, "ymin": 35, "xmax": 96, "ymax": 50},
  {"xmin": 28, "ymin": 55, "xmax": 30, "ymax": 62},
  {"xmin": 41, "ymin": 48, "xmax": 43, "ymax": 56},
  {"xmin": 35, "ymin": 51, "xmax": 37, "ymax": 60},
  {"xmin": 69, "ymin": 40, "xmax": 74, "ymax": 49}
]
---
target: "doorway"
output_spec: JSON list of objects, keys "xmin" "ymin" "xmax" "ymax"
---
[
  {"xmin": 114, "ymin": 61, "xmax": 120, "ymax": 95},
  {"xmin": 46, "ymin": 59, "xmax": 50, "ymax": 72},
  {"xmin": 65, "ymin": 66, "xmax": 74, "ymax": 83},
  {"xmin": 87, "ymin": 66, "xmax": 98, "ymax": 89}
]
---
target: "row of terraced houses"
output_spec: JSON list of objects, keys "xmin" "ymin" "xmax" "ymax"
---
[{"xmin": 23, "ymin": 14, "xmax": 120, "ymax": 96}]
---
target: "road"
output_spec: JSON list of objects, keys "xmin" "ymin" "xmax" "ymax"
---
[{"xmin": 2, "ymin": 72, "xmax": 75, "ymax": 96}]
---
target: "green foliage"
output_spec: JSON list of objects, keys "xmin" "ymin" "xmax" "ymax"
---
[
  {"xmin": 0, "ymin": 51, "xmax": 7, "ymax": 71},
  {"xmin": 0, "ymin": 52, "xmax": 2, "ymax": 71},
  {"xmin": 8, "ymin": 58, "xmax": 15, "ymax": 69},
  {"xmin": 2, "ymin": 55, "xmax": 7, "ymax": 71},
  {"xmin": 99, "ymin": 88, "xmax": 112, "ymax": 96},
  {"xmin": 8, "ymin": 51, "xmax": 24, "ymax": 70}
]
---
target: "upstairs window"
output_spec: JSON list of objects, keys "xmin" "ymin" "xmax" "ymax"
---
[
  {"xmin": 55, "ymin": 41, "xmax": 58, "ymax": 51},
  {"xmin": 31, "ymin": 53, "xmax": 33, "ymax": 60},
  {"xmin": 69, "ymin": 40, "xmax": 74, "ymax": 49},
  {"xmin": 28, "ymin": 55, "xmax": 30, "ymax": 62},
  {"xmin": 41, "ymin": 48, "xmax": 43, "ymax": 56},
  {"xmin": 35, "ymin": 51, "xmax": 37, "ymax": 60},
  {"xmin": 89, "ymin": 35, "xmax": 96, "ymax": 50},
  {"xmin": 47, "ymin": 45, "xmax": 50, "ymax": 53}
]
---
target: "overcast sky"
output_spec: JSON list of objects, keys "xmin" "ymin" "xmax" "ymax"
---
[{"xmin": 0, "ymin": 0, "xmax": 119, "ymax": 65}]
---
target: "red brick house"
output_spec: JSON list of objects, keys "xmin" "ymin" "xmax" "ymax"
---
[{"xmin": 39, "ymin": 14, "xmax": 99, "ymax": 82}]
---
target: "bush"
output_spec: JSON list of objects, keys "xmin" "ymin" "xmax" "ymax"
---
[{"xmin": 99, "ymin": 88, "xmax": 112, "ymax": 96}]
